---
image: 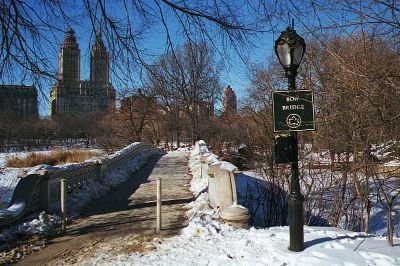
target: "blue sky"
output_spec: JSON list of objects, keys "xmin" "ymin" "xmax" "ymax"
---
[
  {"xmin": 4, "ymin": 1, "xmax": 393, "ymax": 117},
  {"xmin": 3, "ymin": 1, "xmax": 317, "ymax": 117},
  {"xmin": 32, "ymin": 2, "xmax": 279, "ymax": 116}
]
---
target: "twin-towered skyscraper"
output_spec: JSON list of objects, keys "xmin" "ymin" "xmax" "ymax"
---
[
  {"xmin": 50, "ymin": 28, "xmax": 116, "ymax": 116},
  {"xmin": 50, "ymin": 29, "xmax": 238, "ymax": 118}
]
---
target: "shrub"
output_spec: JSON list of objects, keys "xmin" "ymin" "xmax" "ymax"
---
[{"xmin": 6, "ymin": 150, "xmax": 103, "ymax": 167}]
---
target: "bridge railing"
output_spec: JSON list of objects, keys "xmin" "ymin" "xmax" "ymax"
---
[
  {"xmin": 0, "ymin": 142, "xmax": 159, "ymax": 228},
  {"xmin": 44, "ymin": 143, "xmax": 158, "ymax": 210},
  {"xmin": 193, "ymin": 140, "xmax": 249, "ymax": 228}
]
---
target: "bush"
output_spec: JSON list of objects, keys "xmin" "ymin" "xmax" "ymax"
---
[{"xmin": 6, "ymin": 150, "xmax": 103, "ymax": 167}]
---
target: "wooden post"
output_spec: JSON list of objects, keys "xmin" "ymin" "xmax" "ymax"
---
[
  {"xmin": 156, "ymin": 177, "xmax": 162, "ymax": 232},
  {"xmin": 61, "ymin": 179, "xmax": 67, "ymax": 233}
]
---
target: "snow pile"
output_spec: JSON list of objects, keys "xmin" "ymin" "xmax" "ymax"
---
[
  {"xmin": 369, "ymin": 199, "xmax": 400, "ymax": 237},
  {"xmin": 107, "ymin": 142, "xmax": 141, "ymax": 159},
  {"xmin": 303, "ymin": 149, "xmax": 335, "ymax": 165},
  {"xmin": 0, "ymin": 152, "xmax": 29, "ymax": 206},
  {"xmin": 192, "ymin": 140, "xmax": 209, "ymax": 156},
  {"xmin": 188, "ymin": 140, "xmax": 223, "ymax": 197},
  {"xmin": 372, "ymin": 142, "xmax": 400, "ymax": 164},
  {"xmin": 0, "ymin": 211, "xmax": 60, "ymax": 248},
  {"xmin": 205, "ymin": 153, "xmax": 219, "ymax": 164},
  {"xmin": 219, "ymin": 161, "xmax": 238, "ymax": 172},
  {"xmin": 26, "ymin": 164, "xmax": 58, "ymax": 175},
  {"xmin": 185, "ymin": 192, "xmax": 210, "ymax": 221},
  {"xmin": 188, "ymin": 141, "xmax": 211, "ymax": 196},
  {"xmin": 17, "ymin": 212, "xmax": 61, "ymax": 235},
  {"xmin": 176, "ymin": 147, "xmax": 191, "ymax": 152},
  {"xmin": 0, "ymin": 201, "xmax": 25, "ymax": 217},
  {"xmin": 0, "ymin": 168, "xmax": 23, "ymax": 207},
  {"xmin": 89, "ymin": 223, "xmax": 400, "ymax": 265}
]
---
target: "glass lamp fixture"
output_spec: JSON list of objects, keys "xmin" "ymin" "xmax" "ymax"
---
[{"xmin": 274, "ymin": 27, "xmax": 306, "ymax": 75}]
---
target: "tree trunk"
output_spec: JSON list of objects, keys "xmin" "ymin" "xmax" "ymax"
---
[
  {"xmin": 364, "ymin": 199, "xmax": 371, "ymax": 234},
  {"xmin": 177, "ymin": 130, "xmax": 181, "ymax": 148},
  {"xmin": 387, "ymin": 205, "xmax": 394, "ymax": 246},
  {"xmin": 334, "ymin": 168, "xmax": 347, "ymax": 227}
]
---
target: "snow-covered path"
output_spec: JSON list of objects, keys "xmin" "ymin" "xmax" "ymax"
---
[{"xmin": 18, "ymin": 151, "xmax": 192, "ymax": 265}]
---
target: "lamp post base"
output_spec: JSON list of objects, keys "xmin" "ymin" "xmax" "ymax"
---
[{"xmin": 288, "ymin": 194, "xmax": 304, "ymax": 252}]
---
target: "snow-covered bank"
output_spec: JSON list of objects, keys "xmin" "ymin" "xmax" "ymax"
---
[
  {"xmin": 81, "ymin": 143, "xmax": 400, "ymax": 266},
  {"xmin": 0, "ymin": 168, "xmax": 22, "ymax": 208},
  {"xmin": 89, "ymin": 223, "xmax": 399, "ymax": 265},
  {"xmin": 0, "ymin": 149, "xmax": 105, "ymax": 207}
]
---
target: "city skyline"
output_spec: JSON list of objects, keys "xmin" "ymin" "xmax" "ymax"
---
[
  {"xmin": 0, "ymin": 1, "xmax": 280, "ymax": 117},
  {"xmin": 50, "ymin": 28, "xmax": 116, "ymax": 116}
]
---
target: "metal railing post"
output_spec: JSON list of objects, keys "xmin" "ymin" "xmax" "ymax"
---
[{"xmin": 61, "ymin": 179, "xmax": 67, "ymax": 233}]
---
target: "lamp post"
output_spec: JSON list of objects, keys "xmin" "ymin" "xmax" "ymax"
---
[{"xmin": 274, "ymin": 26, "xmax": 306, "ymax": 252}]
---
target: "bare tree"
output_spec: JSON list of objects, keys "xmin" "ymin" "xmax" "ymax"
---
[
  {"xmin": 0, "ymin": 1, "xmax": 274, "ymax": 98},
  {"xmin": 148, "ymin": 42, "xmax": 222, "ymax": 144},
  {"xmin": 119, "ymin": 88, "xmax": 157, "ymax": 142},
  {"xmin": 298, "ymin": 32, "xmax": 400, "ymax": 236}
]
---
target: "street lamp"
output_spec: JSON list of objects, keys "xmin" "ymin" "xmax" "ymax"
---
[
  {"xmin": 274, "ymin": 26, "xmax": 306, "ymax": 252},
  {"xmin": 275, "ymin": 26, "xmax": 306, "ymax": 86}
]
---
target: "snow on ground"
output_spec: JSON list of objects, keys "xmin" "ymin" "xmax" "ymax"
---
[
  {"xmin": 303, "ymin": 144, "xmax": 400, "ymax": 167},
  {"xmin": 239, "ymin": 169, "xmax": 400, "ymax": 237},
  {"xmin": 81, "ymin": 143, "xmax": 400, "ymax": 266},
  {"xmin": 0, "ymin": 152, "xmax": 31, "ymax": 207},
  {"xmin": 87, "ymin": 222, "xmax": 400, "ymax": 265},
  {"xmin": 2, "ymin": 143, "xmax": 399, "ymax": 265},
  {"xmin": 0, "ymin": 168, "xmax": 23, "ymax": 207}
]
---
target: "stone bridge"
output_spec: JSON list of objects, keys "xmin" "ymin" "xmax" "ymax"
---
[
  {"xmin": 0, "ymin": 141, "xmax": 247, "ymax": 265},
  {"xmin": 0, "ymin": 143, "xmax": 160, "ymax": 227}
]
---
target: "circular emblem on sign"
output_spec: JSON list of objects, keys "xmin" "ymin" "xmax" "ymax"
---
[{"xmin": 286, "ymin": 114, "xmax": 302, "ymax": 128}]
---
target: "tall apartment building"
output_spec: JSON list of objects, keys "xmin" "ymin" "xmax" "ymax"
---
[
  {"xmin": 50, "ymin": 28, "xmax": 116, "ymax": 116},
  {"xmin": 222, "ymin": 85, "xmax": 237, "ymax": 116},
  {"xmin": 0, "ymin": 85, "xmax": 38, "ymax": 118}
]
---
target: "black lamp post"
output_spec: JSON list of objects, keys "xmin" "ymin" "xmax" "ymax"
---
[{"xmin": 274, "ymin": 26, "xmax": 306, "ymax": 252}]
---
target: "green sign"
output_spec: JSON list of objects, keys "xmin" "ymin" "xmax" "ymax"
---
[{"xmin": 272, "ymin": 90, "xmax": 315, "ymax": 132}]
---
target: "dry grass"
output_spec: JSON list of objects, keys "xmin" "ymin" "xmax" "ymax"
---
[{"xmin": 6, "ymin": 150, "xmax": 103, "ymax": 168}]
